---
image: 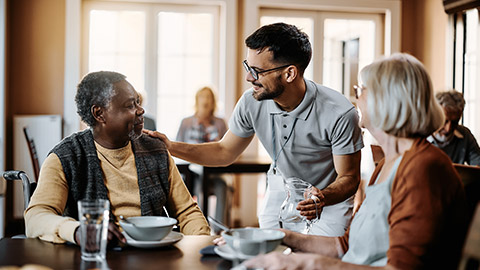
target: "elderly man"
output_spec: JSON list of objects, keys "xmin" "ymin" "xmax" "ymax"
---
[
  {"xmin": 428, "ymin": 90, "xmax": 480, "ymax": 165},
  {"xmin": 25, "ymin": 71, "xmax": 210, "ymax": 245},
  {"xmin": 146, "ymin": 23, "xmax": 363, "ymax": 236}
]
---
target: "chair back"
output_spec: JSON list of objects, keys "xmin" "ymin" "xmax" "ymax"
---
[
  {"xmin": 458, "ymin": 202, "xmax": 480, "ymax": 269},
  {"xmin": 2, "ymin": 170, "xmax": 36, "ymax": 210},
  {"xmin": 23, "ymin": 127, "xmax": 40, "ymax": 182},
  {"xmin": 454, "ymin": 163, "xmax": 480, "ymax": 220},
  {"xmin": 370, "ymin": 144, "xmax": 385, "ymax": 167}
]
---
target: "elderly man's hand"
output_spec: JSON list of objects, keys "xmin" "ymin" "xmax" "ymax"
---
[
  {"xmin": 143, "ymin": 129, "xmax": 172, "ymax": 149},
  {"xmin": 75, "ymin": 220, "xmax": 126, "ymax": 247},
  {"xmin": 296, "ymin": 186, "xmax": 325, "ymax": 220}
]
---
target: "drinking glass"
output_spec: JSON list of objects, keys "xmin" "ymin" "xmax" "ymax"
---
[{"xmin": 78, "ymin": 199, "xmax": 110, "ymax": 261}]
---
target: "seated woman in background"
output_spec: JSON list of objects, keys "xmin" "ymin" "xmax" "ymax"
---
[
  {"xmin": 176, "ymin": 86, "xmax": 230, "ymax": 224},
  {"xmin": 243, "ymin": 53, "xmax": 468, "ymax": 269},
  {"xmin": 25, "ymin": 71, "xmax": 210, "ymax": 246}
]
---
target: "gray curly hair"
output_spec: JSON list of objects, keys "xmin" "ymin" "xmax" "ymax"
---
[
  {"xmin": 435, "ymin": 90, "xmax": 465, "ymax": 113},
  {"xmin": 75, "ymin": 71, "xmax": 126, "ymax": 127}
]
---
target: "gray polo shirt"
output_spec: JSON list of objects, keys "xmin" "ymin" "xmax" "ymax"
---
[{"xmin": 229, "ymin": 79, "xmax": 364, "ymax": 189}]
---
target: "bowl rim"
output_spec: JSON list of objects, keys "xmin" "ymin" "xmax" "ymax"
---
[
  {"xmin": 221, "ymin": 228, "xmax": 285, "ymax": 240},
  {"xmin": 119, "ymin": 216, "xmax": 177, "ymax": 228}
]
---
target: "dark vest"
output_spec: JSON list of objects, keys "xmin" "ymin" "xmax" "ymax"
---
[{"xmin": 51, "ymin": 129, "xmax": 170, "ymax": 219}]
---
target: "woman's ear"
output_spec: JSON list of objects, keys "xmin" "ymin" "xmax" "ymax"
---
[
  {"xmin": 92, "ymin": 105, "xmax": 105, "ymax": 124},
  {"xmin": 285, "ymin": 66, "xmax": 298, "ymax": 83}
]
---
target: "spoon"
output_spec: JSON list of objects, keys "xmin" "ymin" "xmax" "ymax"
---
[
  {"xmin": 119, "ymin": 215, "xmax": 137, "ymax": 227},
  {"xmin": 208, "ymin": 216, "xmax": 230, "ymax": 232}
]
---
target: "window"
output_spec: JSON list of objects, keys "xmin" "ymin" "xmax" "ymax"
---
[
  {"xmin": 83, "ymin": 2, "xmax": 222, "ymax": 138},
  {"xmin": 260, "ymin": 9, "xmax": 383, "ymax": 101},
  {"xmin": 447, "ymin": 8, "xmax": 480, "ymax": 139}
]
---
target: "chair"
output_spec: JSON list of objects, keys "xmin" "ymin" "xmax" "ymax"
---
[
  {"xmin": 458, "ymin": 202, "xmax": 480, "ymax": 270},
  {"xmin": 23, "ymin": 127, "xmax": 40, "ymax": 182},
  {"xmin": 2, "ymin": 170, "xmax": 36, "ymax": 239},
  {"xmin": 370, "ymin": 144, "xmax": 384, "ymax": 167},
  {"xmin": 453, "ymin": 163, "xmax": 480, "ymax": 221},
  {"xmin": 2, "ymin": 170, "xmax": 36, "ymax": 213}
]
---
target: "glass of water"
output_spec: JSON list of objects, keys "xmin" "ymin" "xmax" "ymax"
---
[{"xmin": 78, "ymin": 199, "xmax": 110, "ymax": 261}]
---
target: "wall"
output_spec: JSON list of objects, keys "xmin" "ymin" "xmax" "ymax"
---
[
  {"xmin": 402, "ymin": 0, "xmax": 449, "ymax": 92},
  {"xmin": 5, "ymin": 0, "xmax": 65, "ymax": 235}
]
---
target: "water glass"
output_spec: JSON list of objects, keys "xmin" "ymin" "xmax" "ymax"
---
[{"xmin": 78, "ymin": 199, "xmax": 110, "ymax": 261}]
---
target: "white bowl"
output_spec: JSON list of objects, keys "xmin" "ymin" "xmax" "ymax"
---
[
  {"xmin": 119, "ymin": 216, "xmax": 177, "ymax": 241},
  {"xmin": 221, "ymin": 228, "xmax": 285, "ymax": 256}
]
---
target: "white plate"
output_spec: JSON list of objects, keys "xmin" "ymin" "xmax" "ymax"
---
[
  {"xmin": 123, "ymin": 231, "xmax": 183, "ymax": 248},
  {"xmin": 214, "ymin": 245, "xmax": 254, "ymax": 261}
]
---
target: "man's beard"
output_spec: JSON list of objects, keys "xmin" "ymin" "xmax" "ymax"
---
[
  {"xmin": 433, "ymin": 132, "xmax": 453, "ymax": 147},
  {"xmin": 128, "ymin": 129, "xmax": 142, "ymax": 141},
  {"xmin": 252, "ymin": 76, "xmax": 285, "ymax": 101}
]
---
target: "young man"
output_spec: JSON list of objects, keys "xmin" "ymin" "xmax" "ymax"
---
[
  {"xmin": 146, "ymin": 23, "xmax": 363, "ymax": 236},
  {"xmin": 25, "ymin": 71, "xmax": 209, "ymax": 245}
]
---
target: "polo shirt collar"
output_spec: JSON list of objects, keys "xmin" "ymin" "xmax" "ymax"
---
[{"xmin": 269, "ymin": 79, "xmax": 316, "ymax": 121}]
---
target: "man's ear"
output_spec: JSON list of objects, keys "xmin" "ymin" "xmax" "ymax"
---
[
  {"xmin": 92, "ymin": 105, "xmax": 105, "ymax": 124},
  {"xmin": 285, "ymin": 65, "xmax": 298, "ymax": 83}
]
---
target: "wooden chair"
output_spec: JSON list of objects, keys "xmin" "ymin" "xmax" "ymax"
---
[
  {"xmin": 454, "ymin": 163, "xmax": 480, "ymax": 221},
  {"xmin": 370, "ymin": 144, "xmax": 384, "ymax": 167},
  {"xmin": 23, "ymin": 127, "xmax": 40, "ymax": 182},
  {"xmin": 458, "ymin": 202, "xmax": 480, "ymax": 270}
]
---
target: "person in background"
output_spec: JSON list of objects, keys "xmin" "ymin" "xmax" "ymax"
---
[
  {"xmin": 428, "ymin": 90, "xmax": 480, "ymax": 165},
  {"xmin": 145, "ymin": 22, "xmax": 363, "ymax": 236},
  {"xmin": 138, "ymin": 91, "xmax": 156, "ymax": 130},
  {"xmin": 243, "ymin": 53, "xmax": 468, "ymax": 269},
  {"xmin": 176, "ymin": 87, "xmax": 227, "ymax": 143},
  {"xmin": 176, "ymin": 86, "xmax": 230, "ymax": 224},
  {"xmin": 25, "ymin": 71, "xmax": 210, "ymax": 246}
]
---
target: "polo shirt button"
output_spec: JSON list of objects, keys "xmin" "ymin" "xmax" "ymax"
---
[
  {"xmin": 283, "ymin": 124, "xmax": 287, "ymax": 128},
  {"xmin": 283, "ymin": 136, "xmax": 287, "ymax": 139},
  {"xmin": 283, "ymin": 114, "xmax": 288, "ymax": 117}
]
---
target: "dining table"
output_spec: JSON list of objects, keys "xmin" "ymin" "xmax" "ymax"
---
[{"xmin": 0, "ymin": 235, "xmax": 235, "ymax": 270}]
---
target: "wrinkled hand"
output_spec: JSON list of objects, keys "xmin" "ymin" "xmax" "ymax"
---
[
  {"xmin": 143, "ymin": 129, "xmax": 172, "ymax": 149},
  {"xmin": 297, "ymin": 186, "xmax": 325, "ymax": 220},
  {"xmin": 75, "ymin": 220, "xmax": 126, "ymax": 247},
  {"xmin": 212, "ymin": 236, "xmax": 226, "ymax": 246}
]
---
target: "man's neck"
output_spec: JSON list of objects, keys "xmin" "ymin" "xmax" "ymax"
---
[{"xmin": 274, "ymin": 79, "xmax": 307, "ymax": 112}]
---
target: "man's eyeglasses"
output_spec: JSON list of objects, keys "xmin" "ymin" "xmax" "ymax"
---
[
  {"xmin": 353, "ymin": 84, "xmax": 366, "ymax": 99},
  {"xmin": 243, "ymin": 60, "xmax": 291, "ymax": 80}
]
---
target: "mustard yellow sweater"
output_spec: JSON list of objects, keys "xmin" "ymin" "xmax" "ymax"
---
[{"xmin": 25, "ymin": 141, "xmax": 210, "ymax": 244}]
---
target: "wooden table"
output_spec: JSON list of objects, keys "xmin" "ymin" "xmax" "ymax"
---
[
  {"xmin": 0, "ymin": 236, "xmax": 233, "ymax": 269},
  {"xmin": 176, "ymin": 157, "xmax": 271, "ymax": 217}
]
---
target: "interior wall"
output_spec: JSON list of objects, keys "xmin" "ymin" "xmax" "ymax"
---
[
  {"xmin": 402, "ymin": 0, "xmax": 449, "ymax": 92},
  {"xmin": 5, "ymin": 0, "xmax": 65, "ymax": 235}
]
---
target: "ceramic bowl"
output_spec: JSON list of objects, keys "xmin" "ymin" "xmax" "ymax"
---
[
  {"xmin": 119, "ymin": 216, "xmax": 177, "ymax": 241},
  {"xmin": 221, "ymin": 228, "xmax": 285, "ymax": 256}
]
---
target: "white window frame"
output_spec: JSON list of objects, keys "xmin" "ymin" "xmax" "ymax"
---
[
  {"xmin": 241, "ymin": 0, "xmax": 401, "ymax": 93},
  {"xmin": 64, "ymin": 0, "xmax": 237, "ymax": 137}
]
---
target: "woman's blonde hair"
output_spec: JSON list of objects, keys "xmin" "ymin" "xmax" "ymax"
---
[
  {"xmin": 195, "ymin": 86, "xmax": 217, "ymax": 115},
  {"xmin": 359, "ymin": 53, "xmax": 444, "ymax": 138}
]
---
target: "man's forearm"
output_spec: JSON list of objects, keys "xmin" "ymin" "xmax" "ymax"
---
[
  {"xmin": 321, "ymin": 174, "xmax": 360, "ymax": 206},
  {"xmin": 169, "ymin": 141, "xmax": 237, "ymax": 166}
]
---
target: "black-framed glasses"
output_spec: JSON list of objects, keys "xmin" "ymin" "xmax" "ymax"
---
[
  {"xmin": 243, "ymin": 60, "xmax": 291, "ymax": 80},
  {"xmin": 353, "ymin": 84, "xmax": 366, "ymax": 99}
]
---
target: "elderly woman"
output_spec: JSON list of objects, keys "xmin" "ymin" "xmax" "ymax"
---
[
  {"xmin": 243, "ymin": 53, "xmax": 468, "ymax": 269},
  {"xmin": 25, "ymin": 71, "xmax": 210, "ymax": 246},
  {"xmin": 428, "ymin": 90, "xmax": 480, "ymax": 165}
]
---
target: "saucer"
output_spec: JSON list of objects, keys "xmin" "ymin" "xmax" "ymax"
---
[
  {"xmin": 123, "ymin": 231, "xmax": 183, "ymax": 248},
  {"xmin": 214, "ymin": 245, "xmax": 254, "ymax": 261}
]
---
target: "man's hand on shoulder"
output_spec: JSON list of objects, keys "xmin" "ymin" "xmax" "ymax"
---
[{"xmin": 143, "ymin": 129, "xmax": 172, "ymax": 149}]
